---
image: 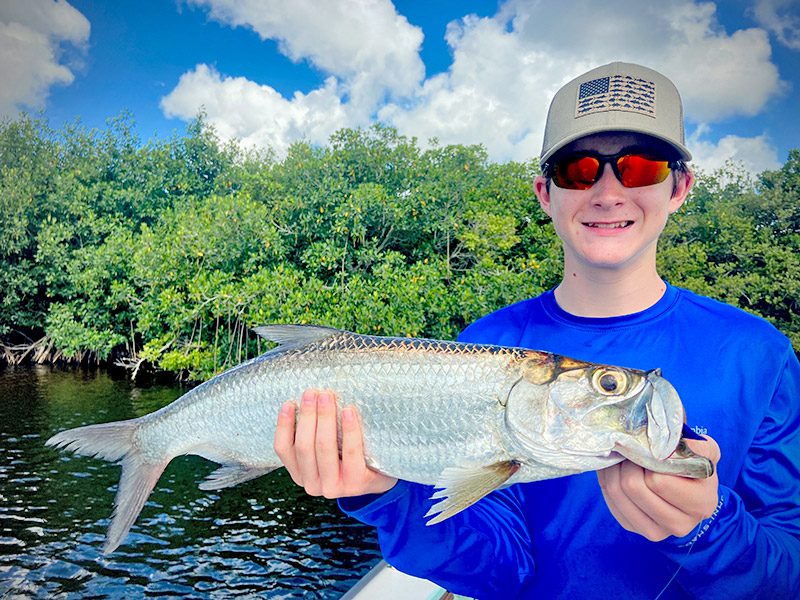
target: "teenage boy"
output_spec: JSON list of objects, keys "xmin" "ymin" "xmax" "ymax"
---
[{"xmin": 274, "ymin": 62, "xmax": 800, "ymax": 598}]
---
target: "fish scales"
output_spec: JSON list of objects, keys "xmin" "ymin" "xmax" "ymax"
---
[
  {"xmin": 46, "ymin": 325, "xmax": 713, "ymax": 554},
  {"xmin": 139, "ymin": 331, "xmax": 521, "ymax": 483},
  {"xmin": 283, "ymin": 333, "xmax": 516, "ymax": 480}
]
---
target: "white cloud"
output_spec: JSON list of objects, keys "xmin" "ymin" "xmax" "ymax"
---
[
  {"xmin": 165, "ymin": 0, "xmax": 424, "ymax": 156},
  {"xmin": 688, "ymin": 125, "xmax": 781, "ymax": 175},
  {"xmin": 379, "ymin": 15, "xmax": 554, "ymax": 161},
  {"xmin": 0, "ymin": 0, "xmax": 90, "ymax": 117},
  {"xmin": 186, "ymin": 0, "xmax": 424, "ymax": 110},
  {"xmin": 164, "ymin": 0, "xmax": 785, "ymax": 171},
  {"xmin": 380, "ymin": 0, "xmax": 785, "ymax": 163},
  {"xmin": 752, "ymin": 0, "xmax": 800, "ymax": 50},
  {"xmin": 160, "ymin": 64, "xmax": 350, "ymax": 155},
  {"xmin": 502, "ymin": 0, "xmax": 785, "ymax": 122},
  {"xmin": 495, "ymin": 0, "xmax": 782, "ymax": 122}
]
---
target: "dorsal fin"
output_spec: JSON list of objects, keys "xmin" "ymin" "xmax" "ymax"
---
[{"xmin": 252, "ymin": 324, "xmax": 344, "ymax": 350}]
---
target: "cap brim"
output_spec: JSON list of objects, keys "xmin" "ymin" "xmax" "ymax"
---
[{"xmin": 540, "ymin": 126, "xmax": 692, "ymax": 164}]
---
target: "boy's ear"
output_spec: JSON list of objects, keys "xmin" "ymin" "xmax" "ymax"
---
[
  {"xmin": 534, "ymin": 175, "xmax": 552, "ymax": 217},
  {"xmin": 669, "ymin": 169, "xmax": 695, "ymax": 214}
]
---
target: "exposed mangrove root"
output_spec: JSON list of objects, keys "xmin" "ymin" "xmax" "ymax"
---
[
  {"xmin": 2, "ymin": 336, "xmax": 53, "ymax": 366},
  {"xmin": 1, "ymin": 334, "xmax": 216, "ymax": 384},
  {"xmin": 1, "ymin": 336, "xmax": 102, "ymax": 367},
  {"xmin": 114, "ymin": 355, "xmax": 147, "ymax": 381}
]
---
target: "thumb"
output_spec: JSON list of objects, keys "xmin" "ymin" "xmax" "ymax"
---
[{"xmin": 683, "ymin": 434, "xmax": 721, "ymax": 466}]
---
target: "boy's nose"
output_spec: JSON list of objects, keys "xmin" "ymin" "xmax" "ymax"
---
[{"xmin": 591, "ymin": 164, "xmax": 625, "ymax": 205}]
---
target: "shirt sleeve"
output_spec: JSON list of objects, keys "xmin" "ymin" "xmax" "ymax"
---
[
  {"xmin": 338, "ymin": 480, "xmax": 536, "ymax": 597},
  {"xmin": 657, "ymin": 346, "xmax": 800, "ymax": 599}
]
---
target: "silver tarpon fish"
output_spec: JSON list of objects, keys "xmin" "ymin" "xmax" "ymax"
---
[{"xmin": 47, "ymin": 325, "xmax": 712, "ymax": 554}]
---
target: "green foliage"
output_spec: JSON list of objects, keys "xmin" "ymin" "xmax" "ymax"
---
[
  {"xmin": 46, "ymin": 302, "xmax": 126, "ymax": 360},
  {"xmin": 659, "ymin": 154, "xmax": 800, "ymax": 348},
  {"xmin": 1, "ymin": 113, "xmax": 797, "ymax": 378}
]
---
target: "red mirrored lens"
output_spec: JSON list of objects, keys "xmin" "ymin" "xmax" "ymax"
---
[
  {"xmin": 553, "ymin": 156, "xmax": 600, "ymax": 190},
  {"xmin": 617, "ymin": 155, "xmax": 671, "ymax": 187},
  {"xmin": 551, "ymin": 153, "xmax": 672, "ymax": 189}
]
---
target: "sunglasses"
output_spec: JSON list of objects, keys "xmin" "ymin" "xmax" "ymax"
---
[{"xmin": 546, "ymin": 150, "xmax": 678, "ymax": 190}]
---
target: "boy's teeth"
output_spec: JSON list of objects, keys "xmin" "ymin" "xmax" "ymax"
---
[{"xmin": 586, "ymin": 221, "xmax": 631, "ymax": 228}]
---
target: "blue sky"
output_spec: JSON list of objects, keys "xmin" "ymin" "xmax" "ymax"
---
[{"xmin": 2, "ymin": 0, "xmax": 799, "ymax": 175}]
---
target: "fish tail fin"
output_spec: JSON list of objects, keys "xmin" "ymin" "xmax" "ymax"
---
[
  {"xmin": 105, "ymin": 452, "xmax": 168, "ymax": 554},
  {"xmin": 46, "ymin": 420, "xmax": 139, "ymax": 462},
  {"xmin": 46, "ymin": 420, "xmax": 169, "ymax": 554}
]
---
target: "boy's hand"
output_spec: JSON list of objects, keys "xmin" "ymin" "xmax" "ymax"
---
[
  {"xmin": 274, "ymin": 389, "xmax": 398, "ymax": 498},
  {"xmin": 596, "ymin": 436, "xmax": 721, "ymax": 541}
]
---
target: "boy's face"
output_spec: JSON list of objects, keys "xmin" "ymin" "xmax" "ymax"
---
[{"xmin": 534, "ymin": 132, "xmax": 693, "ymax": 274}]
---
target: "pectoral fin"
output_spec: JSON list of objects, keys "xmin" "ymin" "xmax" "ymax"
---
[{"xmin": 424, "ymin": 460, "xmax": 520, "ymax": 525}]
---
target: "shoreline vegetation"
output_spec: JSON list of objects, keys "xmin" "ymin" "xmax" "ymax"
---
[{"xmin": 1, "ymin": 114, "xmax": 798, "ymax": 382}]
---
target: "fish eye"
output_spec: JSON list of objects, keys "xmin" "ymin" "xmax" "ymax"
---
[{"xmin": 591, "ymin": 368, "xmax": 628, "ymax": 396}]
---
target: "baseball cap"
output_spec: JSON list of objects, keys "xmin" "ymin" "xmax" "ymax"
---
[{"xmin": 540, "ymin": 62, "xmax": 691, "ymax": 163}]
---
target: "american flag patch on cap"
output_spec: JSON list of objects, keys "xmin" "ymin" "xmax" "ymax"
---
[{"xmin": 576, "ymin": 75, "xmax": 656, "ymax": 118}]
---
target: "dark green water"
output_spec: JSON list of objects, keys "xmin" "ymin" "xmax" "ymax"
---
[{"xmin": 0, "ymin": 366, "xmax": 381, "ymax": 598}]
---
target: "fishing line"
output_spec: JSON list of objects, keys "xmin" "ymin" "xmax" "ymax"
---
[{"xmin": 652, "ymin": 521, "xmax": 702, "ymax": 600}]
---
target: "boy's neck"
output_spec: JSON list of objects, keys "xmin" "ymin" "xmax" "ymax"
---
[{"xmin": 553, "ymin": 268, "xmax": 668, "ymax": 318}]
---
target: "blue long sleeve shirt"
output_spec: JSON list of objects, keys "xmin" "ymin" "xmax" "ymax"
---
[{"xmin": 340, "ymin": 284, "xmax": 800, "ymax": 598}]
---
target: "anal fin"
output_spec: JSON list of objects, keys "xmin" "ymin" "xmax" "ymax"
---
[
  {"xmin": 199, "ymin": 464, "xmax": 277, "ymax": 491},
  {"xmin": 424, "ymin": 460, "xmax": 520, "ymax": 525}
]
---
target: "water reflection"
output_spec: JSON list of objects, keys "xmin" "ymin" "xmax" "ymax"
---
[{"xmin": 0, "ymin": 366, "xmax": 380, "ymax": 598}]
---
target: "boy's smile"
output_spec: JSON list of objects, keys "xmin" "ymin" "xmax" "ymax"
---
[{"xmin": 582, "ymin": 220, "xmax": 634, "ymax": 231}]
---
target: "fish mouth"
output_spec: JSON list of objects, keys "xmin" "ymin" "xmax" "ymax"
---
[{"xmin": 626, "ymin": 370, "xmax": 683, "ymax": 460}]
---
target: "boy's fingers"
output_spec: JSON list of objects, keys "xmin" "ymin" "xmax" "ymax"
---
[
  {"xmin": 598, "ymin": 464, "xmax": 638, "ymax": 532},
  {"xmin": 315, "ymin": 390, "xmax": 342, "ymax": 496},
  {"xmin": 295, "ymin": 389, "xmax": 322, "ymax": 493},
  {"xmin": 340, "ymin": 405, "xmax": 367, "ymax": 483},
  {"xmin": 616, "ymin": 461, "xmax": 681, "ymax": 539},
  {"xmin": 274, "ymin": 394, "xmax": 397, "ymax": 498},
  {"xmin": 274, "ymin": 400, "xmax": 300, "ymax": 479},
  {"xmin": 598, "ymin": 463, "xmax": 668, "ymax": 541}
]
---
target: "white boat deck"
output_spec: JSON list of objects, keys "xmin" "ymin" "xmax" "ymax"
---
[{"xmin": 341, "ymin": 560, "xmax": 455, "ymax": 600}]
